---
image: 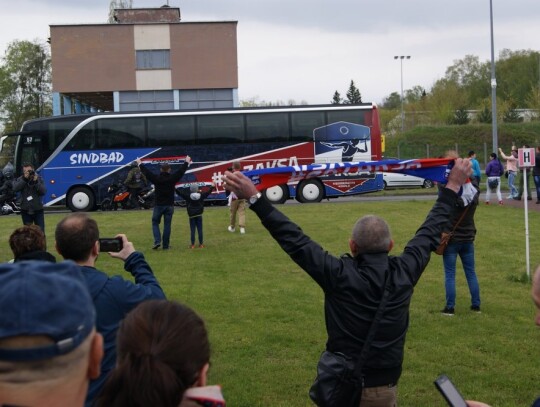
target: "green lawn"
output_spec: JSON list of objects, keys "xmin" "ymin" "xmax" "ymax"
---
[{"xmin": 1, "ymin": 198, "xmax": 538, "ymax": 406}]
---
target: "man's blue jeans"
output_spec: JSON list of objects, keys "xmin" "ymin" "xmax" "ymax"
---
[
  {"xmin": 508, "ymin": 171, "xmax": 518, "ymax": 197},
  {"xmin": 189, "ymin": 216, "xmax": 203, "ymax": 245},
  {"xmin": 443, "ymin": 241, "xmax": 480, "ymax": 309},
  {"xmin": 534, "ymin": 175, "xmax": 540, "ymax": 201},
  {"xmin": 152, "ymin": 205, "xmax": 174, "ymax": 248}
]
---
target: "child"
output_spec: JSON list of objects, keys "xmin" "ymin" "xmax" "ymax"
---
[{"xmin": 179, "ymin": 182, "xmax": 215, "ymax": 248}]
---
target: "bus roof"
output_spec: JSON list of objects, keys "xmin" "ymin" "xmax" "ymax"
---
[{"xmin": 18, "ymin": 103, "xmax": 377, "ymax": 126}]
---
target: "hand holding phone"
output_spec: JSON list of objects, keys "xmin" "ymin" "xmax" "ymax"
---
[
  {"xmin": 99, "ymin": 237, "xmax": 123, "ymax": 252},
  {"xmin": 434, "ymin": 375, "xmax": 468, "ymax": 407}
]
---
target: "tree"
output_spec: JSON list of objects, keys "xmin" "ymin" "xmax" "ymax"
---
[
  {"xmin": 381, "ymin": 92, "xmax": 401, "ymax": 109},
  {"xmin": 451, "ymin": 107, "xmax": 470, "ymax": 125},
  {"xmin": 0, "ymin": 40, "xmax": 51, "ymax": 133},
  {"xmin": 476, "ymin": 106, "xmax": 492, "ymax": 124},
  {"xmin": 108, "ymin": 0, "xmax": 133, "ymax": 23},
  {"xmin": 345, "ymin": 80, "xmax": 362, "ymax": 104},
  {"xmin": 496, "ymin": 49, "xmax": 540, "ymax": 107},
  {"xmin": 502, "ymin": 100, "xmax": 523, "ymax": 123},
  {"xmin": 331, "ymin": 90, "xmax": 342, "ymax": 104}
]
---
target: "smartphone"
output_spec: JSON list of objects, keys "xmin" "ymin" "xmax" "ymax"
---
[
  {"xmin": 434, "ymin": 375, "xmax": 468, "ymax": 407},
  {"xmin": 99, "ymin": 237, "xmax": 123, "ymax": 252}
]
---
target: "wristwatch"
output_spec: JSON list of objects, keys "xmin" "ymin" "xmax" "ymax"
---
[{"xmin": 248, "ymin": 192, "xmax": 262, "ymax": 205}]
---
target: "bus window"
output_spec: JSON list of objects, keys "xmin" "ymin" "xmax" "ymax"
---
[
  {"xmin": 148, "ymin": 116, "xmax": 195, "ymax": 146},
  {"xmin": 197, "ymin": 114, "xmax": 244, "ymax": 144},
  {"xmin": 96, "ymin": 118, "xmax": 145, "ymax": 148},
  {"xmin": 327, "ymin": 110, "xmax": 367, "ymax": 126},
  {"xmin": 290, "ymin": 111, "xmax": 324, "ymax": 142},
  {"xmin": 246, "ymin": 113, "xmax": 289, "ymax": 142},
  {"xmin": 65, "ymin": 122, "xmax": 96, "ymax": 151},
  {"xmin": 19, "ymin": 144, "xmax": 41, "ymax": 171}
]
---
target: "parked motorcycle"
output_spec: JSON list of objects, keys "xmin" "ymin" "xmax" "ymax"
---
[
  {"xmin": 101, "ymin": 182, "xmax": 154, "ymax": 211},
  {"xmin": 0, "ymin": 199, "xmax": 21, "ymax": 216}
]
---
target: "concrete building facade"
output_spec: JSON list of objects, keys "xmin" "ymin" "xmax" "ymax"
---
[{"xmin": 50, "ymin": 7, "xmax": 238, "ymax": 115}]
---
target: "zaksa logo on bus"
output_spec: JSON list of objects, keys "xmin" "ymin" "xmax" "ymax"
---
[
  {"xmin": 211, "ymin": 156, "xmax": 300, "ymax": 185},
  {"xmin": 242, "ymin": 157, "xmax": 300, "ymax": 171},
  {"xmin": 69, "ymin": 152, "xmax": 125, "ymax": 165},
  {"xmin": 286, "ymin": 161, "xmax": 422, "ymax": 182}
]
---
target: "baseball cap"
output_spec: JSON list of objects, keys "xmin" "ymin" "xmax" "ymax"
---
[{"xmin": 0, "ymin": 261, "xmax": 95, "ymax": 362}]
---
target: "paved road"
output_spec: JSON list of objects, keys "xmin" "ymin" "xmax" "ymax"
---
[{"xmin": 4, "ymin": 191, "xmax": 538, "ymax": 216}]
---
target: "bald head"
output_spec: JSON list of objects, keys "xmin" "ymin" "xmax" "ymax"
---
[
  {"xmin": 350, "ymin": 215, "xmax": 392, "ymax": 256},
  {"xmin": 55, "ymin": 213, "xmax": 99, "ymax": 262}
]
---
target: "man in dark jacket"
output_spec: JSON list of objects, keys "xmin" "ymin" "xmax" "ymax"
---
[
  {"xmin": 137, "ymin": 156, "xmax": 192, "ymax": 250},
  {"xmin": 12, "ymin": 163, "xmax": 46, "ymax": 232},
  {"xmin": 55, "ymin": 213, "xmax": 166, "ymax": 407},
  {"xmin": 223, "ymin": 159, "xmax": 472, "ymax": 406}
]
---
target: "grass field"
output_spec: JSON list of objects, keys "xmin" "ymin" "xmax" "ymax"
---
[{"xmin": 1, "ymin": 197, "xmax": 539, "ymax": 406}]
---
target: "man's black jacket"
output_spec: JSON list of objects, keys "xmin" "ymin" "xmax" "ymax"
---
[
  {"xmin": 139, "ymin": 162, "xmax": 189, "ymax": 206},
  {"xmin": 250, "ymin": 187, "xmax": 459, "ymax": 387}
]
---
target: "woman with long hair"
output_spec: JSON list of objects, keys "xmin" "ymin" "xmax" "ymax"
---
[{"xmin": 94, "ymin": 300, "xmax": 225, "ymax": 407}]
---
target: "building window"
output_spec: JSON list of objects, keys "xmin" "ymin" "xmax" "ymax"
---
[
  {"xmin": 119, "ymin": 90, "xmax": 174, "ymax": 112},
  {"xmin": 136, "ymin": 50, "xmax": 170, "ymax": 70}
]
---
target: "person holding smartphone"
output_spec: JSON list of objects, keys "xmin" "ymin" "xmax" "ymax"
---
[{"xmin": 54, "ymin": 213, "xmax": 166, "ymax": 407}]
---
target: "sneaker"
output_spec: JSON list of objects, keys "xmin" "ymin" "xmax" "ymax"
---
[
  {"xmin": 152, "ymin": 243, "xmax": 161, "ymax": 250},
  {"xmin": 513, "ymin": 197, "xmax": 522, "ymax": 201},
  {"xmin": 441, "ymin": 307, "xmax": 454, "ymax": 316},
  {"xmin": 227, "ymin": 226, "xmax": 235, "ymax": 233},
  {"xmin": 190, "ymin": 245, "xmax": 195, "ymax": 249},
  {"xmin": 162, "ymin": 247, "xmax": 170, "ymax": 250},
  {"xmin": 498, "ymin": 201, "xmax": 503, "ymax": 206},
  {"xmin": 240, "ymin": 227, "xmax": 246, "ymax": 234},
  {"xmin": 199, "ymin": 244, "xmax": 205, "ymax": 248},
  {"xmin": 470, "ymin": 305, "xmax": 481, "ymax": 313}
]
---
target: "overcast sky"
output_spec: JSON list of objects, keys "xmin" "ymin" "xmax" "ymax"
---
[{"xmin": 2, "ymin": 0, "xmax": 539, "ymax": 105}]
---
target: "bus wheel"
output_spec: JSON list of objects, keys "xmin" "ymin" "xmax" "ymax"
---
[
  {"xmin": 264, "ymin": 185, "xmax": 289, "ymax": 204},
  {"xmin": 67, "ymin": 187, "xmax": 95, "ymax": 212},
  {"xmin": 101, "ymin": 198, "xmax": 113, "ymax": 211},
  {"xmin": 297, "ymin": 180, "xmax": 324, "ymax": 203}
]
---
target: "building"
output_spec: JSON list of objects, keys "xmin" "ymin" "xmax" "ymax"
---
[{"xmin": 49, "ymin": 6, "xmax": 238, "ymax": 115}]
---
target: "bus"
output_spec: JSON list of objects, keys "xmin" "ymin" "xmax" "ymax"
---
[{"xmin": 2, "ymin": 104, "xmax": 385, "ymax": 212}]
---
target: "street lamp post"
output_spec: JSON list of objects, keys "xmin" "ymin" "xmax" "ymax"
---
[
  {"xmin": 489, "ymin": 0, "xmax": 498, "ymax": 152},
  {"xmin": 394, "ymin": 55, "xmax": 411, "ymax": 133}
]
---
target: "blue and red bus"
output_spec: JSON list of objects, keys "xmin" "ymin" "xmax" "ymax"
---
[{"xmin": 2, "ymin": 104, "xmax": 385, "ymax": 211}]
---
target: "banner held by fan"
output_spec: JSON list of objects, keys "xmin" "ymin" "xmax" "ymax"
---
[{"xmin": 243, "ymin": 158, "xmax": 453, "ymax": 192}]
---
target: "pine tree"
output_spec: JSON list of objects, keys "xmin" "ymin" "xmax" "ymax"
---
[
  {"xmin": 451, "ymin": 107, "xmax": 470, "ymax": 125},
  {"xmin": 503, "ymin": 102, "xmax": 523, "ymax": 123},
  {"xmin": 477, "ymin": 106, "xmax": 492, "ymax": 123},
  {"xmin": 331, "ymin": 91, "xmax": 342, "ymax": 104},
  {"xmin": 345, "ymin": 80, "xmax": 362, "ymax": 104}
]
